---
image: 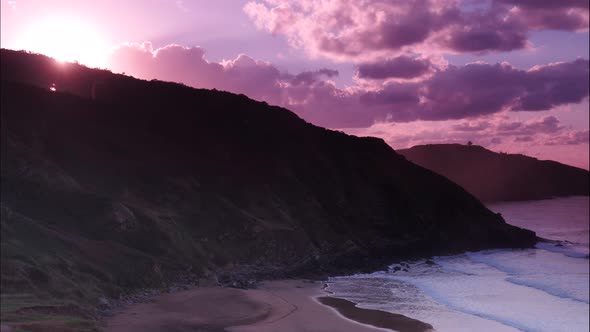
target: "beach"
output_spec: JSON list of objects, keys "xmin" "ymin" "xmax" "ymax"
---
[
  {"xmin": 323, "ymin": 197, "xmax": 589, "ymax": 332},
  {"xmin": 104, "ymin": 279, "xmax": 433, "ymax": 332}
]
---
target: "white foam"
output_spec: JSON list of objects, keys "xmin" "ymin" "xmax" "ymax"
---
[
  {"xmin": 465, "ymin": 249, "xmax": 589, "ymax": 303},
  {"xmin": 326, "ymin": 197, "xmax": 590, "ymax": 332},
  {"xmin": 327, "ymin": 272, "xmax": 519, "ymax": 332},
  {"xmin": 390, "ymin": 255, "xmax": 589, "ymax": 332},
  {"xmin": 535, "ymin": 241, "xmax": 589, "ymax": 259}
]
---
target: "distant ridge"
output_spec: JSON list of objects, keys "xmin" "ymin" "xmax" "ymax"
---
[{"xmin": 398, "ymin": 144, "xmax": 589, "ymax": 202}]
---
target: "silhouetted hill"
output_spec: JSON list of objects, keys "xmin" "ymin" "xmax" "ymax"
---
[
  {"xmin": 398, "ymin": 144, "xmax": 589, "ymax": 202},
  {"xmin": 1, "ymin": 49, "xmax": 535, "ymax": 328}
]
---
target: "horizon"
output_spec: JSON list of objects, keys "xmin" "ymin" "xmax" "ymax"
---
[{"xmin": 1, "ymin": 0, "xmax": 588, "ymax": 169}]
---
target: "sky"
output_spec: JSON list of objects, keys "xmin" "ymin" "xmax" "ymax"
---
[{"xmin": 2, "ymin": 0, "xmax": 589, "ymax": 169}]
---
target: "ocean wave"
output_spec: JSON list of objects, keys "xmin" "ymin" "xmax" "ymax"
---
[
  {"xmin": 391, "ymin": 256, "xmax": 589, "ymax": 332},
  {"xmin": 505, "ymin": 276, "xmax": 589, "ymax": 304},
  {"xmin": 326, "ymin": 197, "xmax": 590, "ymax": 332},
  {"xmin": 536, "ymin": 241, "xmax": 589, "ymax": 259}
]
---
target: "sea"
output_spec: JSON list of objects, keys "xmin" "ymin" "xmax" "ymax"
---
[{"xmin": 324, "ymin": 196, "xmax": 589, "ymax": 332}]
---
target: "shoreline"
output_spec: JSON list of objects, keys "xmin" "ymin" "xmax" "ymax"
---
[
  {"xmin": 317, "ymin": 296, "xmax": 434, "ymax": 332},
  {"xmin": 103, "ymin": 279, "xmax": 434, "ymax": 332}
]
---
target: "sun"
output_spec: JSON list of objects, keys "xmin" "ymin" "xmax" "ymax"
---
[{"xmin": 17, "ymin": 16, "xmax": 108, "ymax": 68}]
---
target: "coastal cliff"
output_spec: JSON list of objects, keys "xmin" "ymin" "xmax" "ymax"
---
[{"xmin": 1, "ymin": 50, "xmax": 535, "ymax": 326}]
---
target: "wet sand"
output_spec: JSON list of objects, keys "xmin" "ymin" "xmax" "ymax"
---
[
  {"xmin": 104, "ymin": 279, "xmax": 434, "ymax": 332},
  {"xmin": 318, "ymin": 296, "xmax": 434, "ymax": 332}
]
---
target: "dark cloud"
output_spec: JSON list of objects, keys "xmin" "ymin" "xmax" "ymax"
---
[
  {"xmin": 288, "ymin": 68, "xmax": 338, "ymax": 85},
  {"xmin": 443, "ymin": 16, "xmax": 529, "ymax": 53},
  {"xmin": 514, "ymin": 59, "xmax": 590, "ymax": 111},
  {"xmin": 490, "ymin": 137, "xmax": 503, "ymax": 144},
  {"xmin": 496, "ymin": 0, "xmax": 589, "ymax": 9},
  {"xmin": 360, "ymin": 82, "xmax": 421, "ymax": 105},
  {"xmin": 310, "ymin": 1, "xmax": 449, "ymax": 58},
  {"xmin": 365, "ymin": 62, "xmax": 526, "ymax": 121},
  {"xmin": 452, "ymin": 121, "xmax": 492, "ymax": 131},
  {"xmin": 520, "ymin": 116, "xmax": 564, "ymax": 134},
  {"xmin": 545, "ymin": 130, "xmax": 590, "ymax": 145},
  {"xmin": 419, "ymin": 62, "xmax": 525, "ymax": 120},
  {"xmin": 493, "ymin": 116, "xmax": 565, "ymax": 138},
  {"xmin": 497, "ymin": 121, "xmax": 523, "ymax": 131},
  {"xmin": 368, "ymin": 60, "xmax": 589, "ymax": 122},
  {"xmin": 445, "ymin": 30, "xmax": 527, "ymax": 53},
  {"xmin": 521, "ymin": 9, "xmax": 588, "ymax": 30},
  {"xmin": 496, "ymin": 0, "xmax": 589, "ymax": 31},
  {"xmin": 357, "ymin": 56, "xmax": 431, "ymax": 79},
  {"xmin": 245, "ymin": 0, "xmax": 589, "ymax": 61}
]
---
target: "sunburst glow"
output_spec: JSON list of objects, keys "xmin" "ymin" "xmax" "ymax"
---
[{"xmin": 17, "ymin": 16, "xmax": 108, "ymax": 68}]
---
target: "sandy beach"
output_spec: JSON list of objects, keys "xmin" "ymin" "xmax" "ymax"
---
[{"xmin": 103, "ymin": 279, "xmax": 434, "ymax": 332}]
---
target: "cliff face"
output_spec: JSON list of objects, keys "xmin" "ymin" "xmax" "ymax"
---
[
  {"xmin": 398, "ymin": 144, "xmax": 589, "ymax": 202},
  {"xmin": 1, "ymin": 50, "xmax": 535, "ymax": 311}
]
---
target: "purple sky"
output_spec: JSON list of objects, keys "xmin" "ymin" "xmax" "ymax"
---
[{"xmin": 2, "ymin": 0, "xmax": 589, "ymax": 168}]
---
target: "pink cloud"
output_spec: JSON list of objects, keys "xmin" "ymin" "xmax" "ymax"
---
[
  {"xmin": 110, "ymin": 42, "xmax": 286, "ymax": 106},
  {"xmin": 108, "ymin": 42, "xmax": 363, "ymax": 126},
  {"xmin": 244, "ymin": 0, "xmax": 460, "ymax": 61},
  {"xmin": 342, "ymin": 114, "xmax": 589, "ymax": 168},
  {"xmin": 352, "ymin": 114, "xmax": 564, "ymax": 147},
  {"xmin": 442, "ymin": 8, "xmax": 529, "ymax": 54},
  {"xmin": 452, "ymin": 121, "xmax": 492, "ymax": 131},
  {"xmin": 287, "ymin": 68, "xmax": 339, "ymax": 85},
  {"xmin": 244, "ymin": 0, "xmax": 589, "ymax": 62},
  {"xmin": 498, "ymin": 0, "xmax": 589, "ymax": 31},
  {"xmin": 519, "ymin": 116, "xmax": 564, "ymax": 134},
  {"xmin": 497, "ymin": 121, "xmax": 523, "ymax": 131},
  {"xmin": 514, "ymin": 135, "xmax": 535, "ymax": 142},
  {"xmin": 514, "ymin": 59, "xmax": 590, "ymax": 111},
  {"xmin": 456, "ymin": 115, "xmax": 566, "ymax": 137},
  {"xmin": 109, "ymin": 44, "xmax": 589, "ymax": 129},
  {"xmin": 110, "ymin": 42, "xmax": 224, "ymax": 89},
  {"xmin": 497, "ymin": 0, "xmax": 588, "ymax": 9},
  {"xmin": 545, "ymin": 130, "xmax": 590, "ymax": 145},
  {"xmin": 361, "ymin": 60, "xmax": 589, "ymax": 122}
]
